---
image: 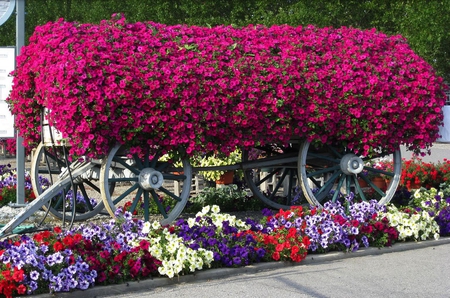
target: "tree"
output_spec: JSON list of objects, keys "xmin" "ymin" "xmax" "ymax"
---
[{"xmin": 0, "ymin": 0, "xmax": 449, "ymax": 80}]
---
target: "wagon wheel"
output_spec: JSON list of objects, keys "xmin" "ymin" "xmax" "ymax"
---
[
  {"xmin": 99, "ymin": 144, "xmax": 192, "ymax": 225},
  {"xmin": 31, "ymin": 142, "xmax": 111, "ymax": 221},
  {"xmin": 242, "ymin": 143, "xmax": 310, "ymax": 210},
  {"xmin": 298, "ymin": 140, "xmax": 401, "ymax": 206}
]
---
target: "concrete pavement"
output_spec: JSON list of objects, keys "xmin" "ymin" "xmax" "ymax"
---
[{"xmin": 401, "ymin": 142, "xmax": 449, "ymax": 163}]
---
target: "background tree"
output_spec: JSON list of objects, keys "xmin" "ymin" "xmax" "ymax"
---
[{"xmin": 0, "ymin": 0, "xmax": 449, "ymax": 80}]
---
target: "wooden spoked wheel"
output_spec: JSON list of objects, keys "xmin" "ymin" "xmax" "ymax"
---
[
  {"xmin": 99, "ymin": 144, "xmax": 192, "ymax": 225},
  {"xmin": 298, "ymin": 141, "xmax": 401, "ymax": 207},
  {"xmin": 242, "ymin": 144, "xmax": 310, "ymax": 209},
  {"xmin": 31, "ymin": 142, "xmax": 109, "ymax": 221}
]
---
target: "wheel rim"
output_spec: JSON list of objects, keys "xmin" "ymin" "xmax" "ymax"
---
[
  {"xmin": 30, "ymin": 142, "xmax": 107, "ymax": 221},
  {"xmin": 298, "ymin": 141, "xmax": 401, "ymax": 207},
  {"xmin": 242, "ymin": 144, "xmax": 310, "ymax": 209},
  {"xmin": 100, "ymin": 144, "xmax": 192, "ymax": 225}
]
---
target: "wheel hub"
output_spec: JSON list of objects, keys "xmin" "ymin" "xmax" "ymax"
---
[
  {"xmin": 138, "ymin": 168, "xmax": 164, "ymax": 190},
  {"xmin": 340, "ymin": 154, "xmax": 364, "ymax": 175}
]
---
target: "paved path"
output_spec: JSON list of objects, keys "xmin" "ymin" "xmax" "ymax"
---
[
  {"xmin": 40, "ymin": 238, "xmax": 450, "ymax": 298},
  {"xmin": 401, "ymin": 142, "xmax": 449, "ymax": 163}
]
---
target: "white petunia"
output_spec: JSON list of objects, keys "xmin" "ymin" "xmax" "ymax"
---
[{"xmin": 142, "ymin": 222, "xmax": 151, "ymax": 234}]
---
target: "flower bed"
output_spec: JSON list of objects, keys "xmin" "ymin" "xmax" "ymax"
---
[
  {"xmin": 7, "ymin": 14, "xmax": 447, "ymax": 159},
  {"xmin": 1, "ymin": 192, "xmax": 449, "ymax": 297},
  {"xmin": 1, "ymin": 161, "xmax": 450, "ymax": 297}
]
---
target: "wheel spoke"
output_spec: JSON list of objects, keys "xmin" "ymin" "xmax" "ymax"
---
[
  {"xmin": 159, "ymin": 186, "xmax": 182, "ymax": 202},
  {"xmin": 101, "ymin": 144, "xmax": 192, "ymax": 225},
  {"xmin": 306, "ymin": 165, "xmax": 340, "ymax": 178},
  {"xmin": 314, "ymin": 170, "xmax": 341, "ymax": 197},
  {"xmin": 112, "ymin": 183, "xmax": 140, "ymax": 205},
  {"xmin": 113, "ymin": 156, "xmax": 140, "ymax": 175},
  {"xmin": 151, "ymin": 189, "xmax": 168, "ymax": 218},
  {"xmin": 109, "ymin": 177, "xmax": 139, "ymax": 183},
  {"xmin": 365, "ymin": 166, "xmax": 394, "ymax": 177},
  {"xmin": 84, "ymin": 180, "xmax": 100, "ymax": 193},
  {"xmin": 331, "ymin": 174, "xmax": 346, "ymax": 202},
  {"xmin": 78, "ymin": 184, "xmax": 94, "ymax": 211},
  {"xmin": 353, "ymin": 175, "xmax": 368, "ymax": 201},
  {"xmin": 268, "ymin": 169, "xmax": 288, "ymax": 201},
  {"xmin": 286, "ymin": 169, "xmax": 294, "ymax": 205},
  {"xmin": 299, "ymin": 140, "xmax": 401, "ymax": 207},
  {"xmin": 367, "ymin": 180, "xmax": 386, "ymax": 196},
  {"xmin": 144, "ymin": 149, "xmax": 150, "ymax": 168},
  {"xmin": 129, "ymin": 188, "xmax": 143, "ymax": 214},
  {"xmin": 150, "ymin": 151, "xmax": 161, "ymax": 168},
  {"xmin": 143, "ymin": 191, "xmax": 150, "ymax": 220},
  {"xmin": 254, "ymin": 168, "xmax": 281, "ymax": 188},
  {"xmin": 156, "ymin": 162, "xmax": 171, "ymax": 172},
  {"xmin": 52, "ymin": 184, "xmax": 71, "ymax": 210},
  {"xmin": 133, "ymin": 154, "xmax": 144, "ymax": 170},
  {"xmin": 326, "ymin": 144, "xmax": 344, "ymax": 158}
]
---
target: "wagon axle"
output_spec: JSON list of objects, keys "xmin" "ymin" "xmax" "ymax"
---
[
  {"xmin": 138, "ymin": 168, "xmax": 164, "ymax": 190},
  {"xmin": 340, "ymin": 154, "xmax": 364, "ymax": 175}
]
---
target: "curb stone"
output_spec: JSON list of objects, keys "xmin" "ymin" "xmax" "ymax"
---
[{"xmin": 33, "ymin": 236, "xmax": 450, "ymax": 298}]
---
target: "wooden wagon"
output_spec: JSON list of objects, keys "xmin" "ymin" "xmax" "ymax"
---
[{"xmin": 1, "ymin": 16, "xmax": 446, "ymax": 236}]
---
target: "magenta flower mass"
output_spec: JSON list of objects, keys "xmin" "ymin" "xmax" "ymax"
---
[{"xmin": 6, "ymin": 14, "xmax": 447, "ymax": 158}]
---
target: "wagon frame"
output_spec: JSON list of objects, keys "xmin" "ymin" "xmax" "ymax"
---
[{"xmin": 0, "ymin": 122, "xmax": 402, "ymax": 237}]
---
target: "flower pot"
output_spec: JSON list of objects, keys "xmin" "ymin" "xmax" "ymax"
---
[
  {"xmin": 216, "ymin": 171, "xmax": 234, "ymax": 185},
  {"xmin": 407, "ymin": 182, "xmax": 422, "ymax": 191},
  {"xmin": 357, "ymin": 178, "xmax": 369, "ymax": 188},
  {"xmin": 371, "ymin": 177, "xmax": 387, "ymax": 191}
]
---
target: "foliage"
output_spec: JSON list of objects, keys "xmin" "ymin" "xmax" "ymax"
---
[
  {"xmin": 191, "ymin": 149, "xmax": 242, "ymax": 182},
  {"xmin": 186, "ymin": 185, "xmax": 264, "ymax": 212},
  {"xmin": 435, "ymin": 159, "xmax": 450, "ymax": 184},
  {"xmin": 1, "ymin": 1, "xmax": 449, "ymax": 80}
]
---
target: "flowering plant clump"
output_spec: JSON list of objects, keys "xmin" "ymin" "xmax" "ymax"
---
[
  {"xmin": 435, "ymin": 205, "xmax": 450, "ymax": 236},
  {"xmin": 407, "ymin": 187, "xmax": 450, "ymax": 236},
  {"xmin": 66, "ymin": 211, "xmax": 162, "ymax": 283},
  {"xmin": 0, "ymin": 227, "xmax": 97, "ymax": 297},
  {"xmin": 408, "ymin": 187, "xmax": 444, "ymax": 215},
  {"xmin": 134, "ymin": 219, "xmax": 214, "ymax": 278},
  {"xmin": 187, "ymin": 184, "xmax": 263, "ymax": 212},
  {"xmin": 0, "ymin": 139, "xmax": 16, "ymax": 156},
  {"xmin": 436, "ymin": 158, "xmax": 450, "ymax": 183},
  {"xmin": 300, "ymin": 198, "xmax": 398, "ymax": 252},
  {"xmin": 381, "ymin": 205, "xmax": 440, "ymax": 241},
  {"xmin": 7, "ymin": 14, "xmax": 447, "ymax": 159},
  {"xmin": 400, "ymin": 157, "xmax": 442, "ymax": 189},
  {"xmin": 173, "ymin": 205, "xmax": 265, "ymax": 268},
  {"xmin": 191, "ymin": 149, "xmax": 242, "ymax": 182},
  {"xmin": 249, "ymin": 207, "xmax": 310, "ymax": 262},
  {"xmin": 0, "ymin": 164, "xmax": 36, "ymax": 206}
]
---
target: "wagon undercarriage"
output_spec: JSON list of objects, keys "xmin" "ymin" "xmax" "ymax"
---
[{"xmin": 0, "ymin": 139, "xmax": 401, "ymax": 237}]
